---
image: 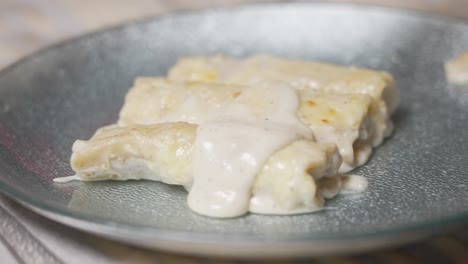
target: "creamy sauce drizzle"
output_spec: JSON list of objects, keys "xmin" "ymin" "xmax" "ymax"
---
[
  {"xmin": 53, "ymin": 175, "xmax": 80, "ymax": 183},
  {"xmin": 340, "ymin": 174, "xmax": 368, "ymax": 194},
  {"xmin": 188, "ymin": 85, "xmax": 311, "ymax": 217}
]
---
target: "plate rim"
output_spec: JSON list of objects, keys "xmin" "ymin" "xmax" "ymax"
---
[{"xmin": 15, "ymin": 198, "xmax": 465, "ymax": 258}]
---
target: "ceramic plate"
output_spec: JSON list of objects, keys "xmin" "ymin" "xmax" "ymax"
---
[{"xmin": 1, "ymin": 3, "xmax": 468, "ymax": 258}]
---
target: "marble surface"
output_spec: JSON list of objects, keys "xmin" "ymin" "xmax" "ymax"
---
[{"xmin": 1, "ymin": 0, "xmax": 468, "ymax": 69}]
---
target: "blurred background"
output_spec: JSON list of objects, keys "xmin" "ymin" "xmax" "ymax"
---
[{"xmin": 1, "ymin": 0, "xmax": 467, "ymax": 69}]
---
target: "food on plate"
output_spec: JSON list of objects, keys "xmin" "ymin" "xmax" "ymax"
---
[
  {"xmin": 445, "ymin": 51, "xmax": 468, "ymax": 85},
  {"xmin": 168, "ymin": 55, "xmax": 399, "ymax": 114},
  {"xmin": 119, "ymin": 78, "xmax": 384, "ymax": 172},
  {"xmin": 57, "ymin": 55, "xmax": 398, "ymax": 218},
  {"xmin": 67, "ymin": 122, "xmax": 356, "ymax": 217}
]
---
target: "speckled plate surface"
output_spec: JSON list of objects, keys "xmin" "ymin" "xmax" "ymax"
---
[{"xmin": 0, "ymin": 3, "xmax": 468, "ymax": 258}]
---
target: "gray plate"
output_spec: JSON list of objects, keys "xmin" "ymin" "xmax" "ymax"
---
[{"xmin": 1, "ymin": 3, "xmax": 468, "ymax": 258}]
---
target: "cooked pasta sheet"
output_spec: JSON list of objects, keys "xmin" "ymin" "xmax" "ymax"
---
[
  {"xmin": 61, "ymin": 55, "xmax": 395, "ymax": 218},
  {"xmin": 168, "ymin": 55, "xmax": 399, "ymax": 114},
  {"xmin": 70, "ymin": 122, "xmax": 343, "ymax": 215},
  {"xmin": 119, "ymin": 78, "xmax": 381, "ymax": 172}
]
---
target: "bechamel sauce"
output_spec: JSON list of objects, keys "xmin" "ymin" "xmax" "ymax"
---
[
  {"xmin": 187, "ymin": 85, "xmax": 312, "ymax": 217},
  {"xmin": 340, "ymin": 174, "xmax": 368, "ymax": 194},
  {"xmin": 53, "ymin": 175, "xmax": 79, "ymax": 183}
]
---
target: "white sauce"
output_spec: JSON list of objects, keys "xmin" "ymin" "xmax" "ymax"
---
[
  {"xmin": 340, "ymin": 174, "xmax": 368, "ymax": 194},
  {"xmin": 188, "ymin": 85, "xmax": 311, "ymax": 217},
  {"xmin": 53, "ymin": 175, "xmax": 80, "ymax": 183}
]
